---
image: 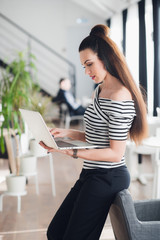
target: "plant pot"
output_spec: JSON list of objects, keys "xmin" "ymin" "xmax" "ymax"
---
[
  {"xmin": 20, "ymin": 154, "xmax": 37, "ymax": 174},
  {"xmin": 6, "ymin": 174, "xmax": 26, "ymax": 193},
  {"xmin": 29, "ymin": 139, "xmax": 47, "ymax": 157}
]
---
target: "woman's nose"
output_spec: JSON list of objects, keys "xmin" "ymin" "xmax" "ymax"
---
[{"xmin": 85, "ymin": 68, "xmax": 90, "ymax": 75}]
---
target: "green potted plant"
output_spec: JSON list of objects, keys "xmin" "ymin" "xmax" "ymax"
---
[
  {"xmin": 29, "ymin": 85, "xmax": 52, "ymax": 118},
  {"xmin": 0, "ymin": 50, "xmax": 37, "ymax": 193}
]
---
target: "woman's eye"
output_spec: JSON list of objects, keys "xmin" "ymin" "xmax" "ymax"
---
[{"xmin": 83, "ymin": 63, "xmax": 92, "ymax": 69}]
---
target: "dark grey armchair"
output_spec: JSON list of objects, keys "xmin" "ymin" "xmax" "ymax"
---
[{"xmin": 109, "ymin": 189, "xmax": 160, "ymax": 240}]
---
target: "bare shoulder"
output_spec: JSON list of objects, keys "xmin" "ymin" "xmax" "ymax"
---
[{"xmin": 111, "ymin": 86, "xmax": 132, "ymax": 101}]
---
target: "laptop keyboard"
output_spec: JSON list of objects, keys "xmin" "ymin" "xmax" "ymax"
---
[{"xmin": 56, "ymin": 140, "xmax": 77, "ymax": 148}]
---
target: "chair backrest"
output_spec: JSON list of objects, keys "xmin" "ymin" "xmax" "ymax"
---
[{"xmin": 109, "ymin": 189, "xmax": 137, "ymax": 240}]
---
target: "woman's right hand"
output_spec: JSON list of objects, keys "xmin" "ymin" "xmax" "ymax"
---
[
  {"xmin": 49, "ymin": 128, "xmax": 85, "ymax": 141},
  {"xmin": 49, "ymin": 128, "xmax": 71, "ymax": 138}
]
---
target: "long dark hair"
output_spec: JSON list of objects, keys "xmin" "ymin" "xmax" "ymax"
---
[{"xmin": 79, "ymin": 24, "xmax": 148, "ymax": 144}]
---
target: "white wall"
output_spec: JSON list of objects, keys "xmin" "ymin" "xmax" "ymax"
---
[
  {"xmin": 0, "ymin": 0, "xmax": 105, "ymax": 99},
  {"xmin": 67, "ymin": 26, "xmax": 95, "ymax": 100}
]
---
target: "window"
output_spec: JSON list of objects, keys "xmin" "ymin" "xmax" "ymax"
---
[{"xmin": 145, "ymin": 0, "xmax": 154, "ymax": 115}]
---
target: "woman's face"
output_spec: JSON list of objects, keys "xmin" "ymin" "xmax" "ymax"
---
[{"xmin": 80, "ymin": 48, "xmax": 107, "ymax": 84}]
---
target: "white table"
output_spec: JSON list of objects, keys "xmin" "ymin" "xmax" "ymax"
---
[
  {"xmin": 143, "ymin": 136, "xmax": 160, "ymax": 148},
  {"xmin": 125, "ymin": 118, "xmax": 160, "ymax": 185},
  {"xmin": 143, "ymin": 136, "xmax": 160, "ymax": 198}
]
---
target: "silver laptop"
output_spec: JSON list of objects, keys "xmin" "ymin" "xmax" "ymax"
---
[{"xmin": 19, "ymin": 109, "xmax": 97, "ymax": 150}]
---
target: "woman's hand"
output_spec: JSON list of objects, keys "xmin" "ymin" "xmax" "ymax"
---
[
  {"xmin": 38, "ymin": 128, "xmax": 69, "ymax": 152},
  {"xmin": 39, "ymin": 141, "xmax": 55, "ymax": 153},
  {"xmin": 39, "ymin": 127, "xmax": 73, "ymax": 154},
  {"xmin": 49, "ymin": 128, "xmax": 85, "ymax": 141},
  {"xmin": 39, "ymin": 127, "xmax": 85, "ymax": 156},
  {"xmin": 49, "ymin": 128, "xmax": 70, "ymax": 138},
  {"xmin": 39, "ymin": 140, "xmax": 73, "ymax": 157}
]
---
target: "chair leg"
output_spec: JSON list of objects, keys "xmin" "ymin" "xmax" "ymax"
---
[
  {"xmin": 137, "ymin": 154, "xmax": 147, "ymax": 185},
  {"xmin": 152, "ymin": 166, "xmax": 158, "ymax": 198},
  {"xmin": 153, "ymin": 149, "xmax": 160, "ymax": 198},
  {"xmin": 0, "ymin": 193, "xmax": 22, "ymax": 213},
  {"xmin": 49, "ymin": 153, "xmax": 56, "ymax": 196},
  {"xmin": 17, "ymin": 195, "xmax": 21, "ymax": 213},
  {"xmin": 60, "ymin": 116, "xmax": 65, "ymax": 128},
  {"xmin": 156, "ymin": 166, "xmax": 160, "ymax": 198},
  {"xmin": 0, "ymin": 194, "xmax": 4, "ymax": 211},
  {"xmin": 35, "ymin": 174, "xmax": 39, "ymax": 195},
  {"xmin": 65, "ymin": 116, "xmax": 70, "ymax": 129}
]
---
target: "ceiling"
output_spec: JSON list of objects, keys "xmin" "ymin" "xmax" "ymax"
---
[{"xmin": 71, "ymin": 0, "xmax": 141, "ymax": 20}]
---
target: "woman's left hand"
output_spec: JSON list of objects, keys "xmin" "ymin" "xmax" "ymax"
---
[
  {"xmin": 39, "ymin": 141, "xmax": 56, "ymax": 153},
  {"xmin": 39, "ymin": 141, "xmax": 72, "ymax": 156}
]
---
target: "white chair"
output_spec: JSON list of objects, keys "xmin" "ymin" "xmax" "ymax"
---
[
  {"xmin": 133, "ymin": 144, "xmax": 155, "ymax": 184},
  {"xmin": 19, "ymin": 133, "xmax": 39, "ymax": 195},
  {"xmin": 60, "ymin": 103, "xmax": 85, "ymax": 129},
  {"xmin": 21, "ymin": 125, "xmax": 56, "ymax": 197},
  {"xmin": 0, "ymin": 191, "xmax": 27, "ymax": 213},
  {"xmin": 5, "ymin": 132, "xmax": 39, "ymax": 194},
  {"xmin": 29, "ymin": 139, "xmax": 56, "ymax": 196},
  {"xmin": 125, "ymin": 141, "xmax": 155, "ymax": 184},
  {"xmin": 0, "ymin": 133, "xmax": 32, "ymax": 213},
  {"xmin": 20, "ymin": 153, "xmax": 39, "ymax": 194},
  {"xmin": 125, "ymin": 116, "xmax": 160, "ymax": 185},
  {"xmin": 21, "ymin": 128, "xmax": 56, "ymax": 197}
]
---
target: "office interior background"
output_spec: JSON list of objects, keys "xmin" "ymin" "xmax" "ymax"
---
[
  {"xmin": 0, "ymin": 0, "xmax": 159, "ymax": 116},
  {"xmin": 0, "ymin": 0, "xmax": 160, "ymax": 240}
]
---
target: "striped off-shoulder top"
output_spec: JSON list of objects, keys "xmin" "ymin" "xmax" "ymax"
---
[{"xmin": 83, "ymin": 85, "xmax": 136, "ymax": 169}]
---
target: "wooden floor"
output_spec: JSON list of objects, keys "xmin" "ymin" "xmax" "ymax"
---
[{"xmin": 0, "ymin": 123, "xmax": 154, "ymax": 240}]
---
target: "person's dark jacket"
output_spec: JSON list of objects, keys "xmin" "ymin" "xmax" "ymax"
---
[{"xmin": 52, "ymin": 89, "xmax": 85, "ymax": 116}]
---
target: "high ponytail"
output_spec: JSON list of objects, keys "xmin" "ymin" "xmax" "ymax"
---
[{"xmin": 90, "ymin": 24, "xmax": 110, "ymax": 40}]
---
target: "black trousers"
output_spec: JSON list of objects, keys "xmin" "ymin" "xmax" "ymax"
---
[{"xmin": 47, "ymin": 166, "xmax": 130, "ymax": 240}]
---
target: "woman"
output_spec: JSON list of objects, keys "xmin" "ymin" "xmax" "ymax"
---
[{"xmin": 40, "ymin": 24, "xmax": 148, "ymax": 240}]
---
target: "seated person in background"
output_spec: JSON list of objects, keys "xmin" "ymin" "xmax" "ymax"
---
[{"xmin": 52, "ymin": 78, "xmax": 86, "ymax": 116}]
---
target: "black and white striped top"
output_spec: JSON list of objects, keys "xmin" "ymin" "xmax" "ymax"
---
[{"xmin": 83, "ymin": 85, "xmax": 136, "ymax": 169}]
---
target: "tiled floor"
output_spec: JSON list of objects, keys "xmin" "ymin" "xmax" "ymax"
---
[{"xmin": 0, "ymin": 142, "xmax": 154, "ymax": 240}]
